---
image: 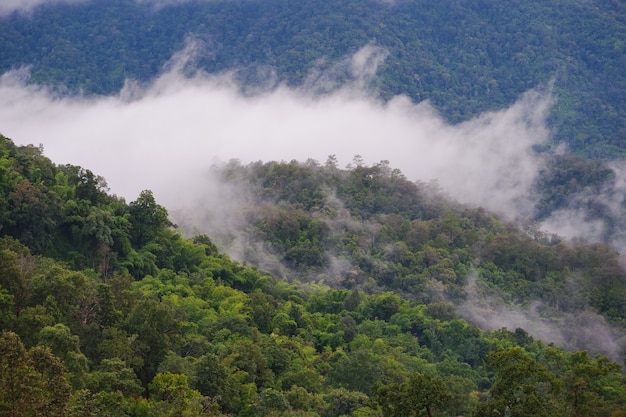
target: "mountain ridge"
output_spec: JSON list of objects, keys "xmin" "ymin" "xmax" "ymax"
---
[{"xmin": 1, "ymin": 0, "xmax": 625, "ymax": 157}]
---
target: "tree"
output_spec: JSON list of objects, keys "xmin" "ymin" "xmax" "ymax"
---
[
  {"xmin": 0, "ymin": 237, "xmax": 36, "ymax": 317},
  {"xmin": 6, "ymin": 180, "xmax": 60, "ymax": 254},
  {"xmin": 128, "ymin": 190, "xmax": 173, "ymax": 247},
  {"xmin": 553, "ymin": 350, "xmax": 623, "ymax": 417},
  {"xmin": 243, "ymin": 388, "xmax": 292, "ymax": 417},
  {"xmin": 81, "ymin": 207, "xmax": 115, "ymax": 276},
  {"xmin": 27, "ymin": 345, "xmax": 73, "ymax": 416},
  {"xmin": 0, "ymin": 331, "xmax": 71, "ymax": 417},
  {"xmin": 375, "ymin": 372, "xmax": 451, "ymax": 417},
  {"xmin": 31, "ymin": 263, "xmax": 93, "ymax": 329},
  {"xmin": 38, "ymin": 323, "xmax": 89, "ymax": 389},
  {"xmin": 87, "ymin": 358, "xmax": 144, "ymax": 398},
  {"xmin": 124, "ymin": 298, "xmax": 181, "ymax": 387},
  {"xmin": 362, "ymin": 292, "xmax": 402, "ymax": 321},
  {"xmin": 0, "ymin": 331, "xmax": 32, "ymax": 417},
  {"xmin": 323, "ymin": 388, "xmax": 370, "ymax": 417},
  {"xmin": 149, "ymin": 372, "xmax": 207, "ymax": 417},
  {"xmin": 246, "ymin": 292, "xmax": 277, "ymax": 333},
  {"xmin": 473, "ymin": 347, "xmax": 561, "ymax": 417},
  {"xmin": 70, "ymin": 166, "xmax": 109, "ymax": 205},
  {"xmin": 192, "ymin": 353, "xmax": 240, "ymax": 414},
  {"xmin": 283, "ymin": 385, "xmax": 326, "ymax": 414},
  {"xmin": 223, "ymin": 338, "xmax": 274, "ymax": 388},
  {"xmin": 327, "ymin": 344, "xmax": 387, "ymax": 394}
]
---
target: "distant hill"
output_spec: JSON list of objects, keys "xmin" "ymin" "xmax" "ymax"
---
[{"xmin": 0, "ymin": 0, "xmax": 625, "ymax": 158}]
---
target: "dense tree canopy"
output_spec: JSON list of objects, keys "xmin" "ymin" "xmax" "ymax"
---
[{"xmin": 0, "ymin": 134, "xmax": 625, "ymax": 415}]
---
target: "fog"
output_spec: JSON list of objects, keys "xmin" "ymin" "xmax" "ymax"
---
[
  {"xmin": 539, "ymin": 160, "xmax": 626, "ymax": 253},
  {"xmin": 0, "ymin": 43, "xmax": 551, "ymax": 222},
  {"xmin": 458, "ymin": 272, "xmax": 625, "ymax": 361}
]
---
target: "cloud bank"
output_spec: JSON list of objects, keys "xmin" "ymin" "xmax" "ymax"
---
[{"xmin": 0, "ymin": 46, "xmax": 552, "ymax": 221}]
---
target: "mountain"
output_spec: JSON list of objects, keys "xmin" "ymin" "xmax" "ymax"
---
[
  {"xmin": 0, "ymin": 0, "xmax": 625, "ymax": 157},
  {"xmin": 2, "ymin": 1, "xmax": 626, "ymax": 415},
  {"xmin": 0, "ymin": 134, "xmax": 625, "ymax": 416}
]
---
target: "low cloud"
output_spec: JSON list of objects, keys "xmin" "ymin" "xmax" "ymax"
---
[{"xmin": 0, "ymin": 44, "xmax": 553, "ymax": 221}]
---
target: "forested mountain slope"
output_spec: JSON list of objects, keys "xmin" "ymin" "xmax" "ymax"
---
[
  {"xmin": 1, "ymin": 134, "xmax": 626, "ymax": 416},
  {"xmin": 0, "ymin": 0, "xmax": 625, "ymax": 157},
  {"xmin": 182, "ymin": 157, "xmax": 626, "ymax": 357}
]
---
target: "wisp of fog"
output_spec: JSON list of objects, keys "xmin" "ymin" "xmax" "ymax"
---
[{"xmin": 458, "ymin": 272, "xmax": 624, "ymax": 361}]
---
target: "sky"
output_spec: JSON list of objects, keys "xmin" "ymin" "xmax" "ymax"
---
[{"xmin": 0, "ymin": 43, "xmax": 552, "ymax": 221}]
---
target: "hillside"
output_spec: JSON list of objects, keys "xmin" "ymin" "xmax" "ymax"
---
[
  {"xmin": 181, "ymin": 157, "xmax": 626, "ymax": 355},
  {"xmin": 2, "ymin": 1, "xmax": 626, "ymax": 414},
  {"xmin": 0, "ymin": 0, "xmax": 625, "ymax": 157},
  {"xmin": 1, "ymin": 134, "xmax": 626, "ymax": 416}
]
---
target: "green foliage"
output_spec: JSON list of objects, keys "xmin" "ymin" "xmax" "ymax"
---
[
  {"xmin": 128, "ymin": 190, "xmax": 173, "ymax": 248},
  {"xmin": 0, "ymin": 136, "xmax": 625, "ymax": 416},
  {"xmin": 192, "ymin": 353, "xmax": 240, "ymax": 413},
  {"xmin": 375, "ymin": 372, "xmax": 451, "ymax": 417},
  {"xmin": 0, "ymin": 331, "xmax": 72, "ymax": 416},
  {"xmin": 38, "ymin": 323, "xmax": 89, "ymax": 389},
  {"xmin": 473, "ymin": 347, "xmax": 561, "ymax": 417},
  {"xmin": 87, "ymin": 358, "xmax": 144, "ymax": 398}
]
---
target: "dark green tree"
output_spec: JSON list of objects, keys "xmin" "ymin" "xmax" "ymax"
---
[
  {"xmin": 128, "ymin": 190, "xmax": 173, "ymax": 247},
  {"xmin": 375, "ymin": 372, "xmax": 451, "ymax": 417},
  {"xmin": 473, "ymin": 347, "xmax": 561, "ymax": 417},
  {"xmin": 0, "ymin": 331, "xmax": 71, "ymax": 417}
]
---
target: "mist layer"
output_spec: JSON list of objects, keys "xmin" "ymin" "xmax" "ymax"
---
[{"xmin": 0, "ymin": 46, "xmax": 552, "ymax": 220}]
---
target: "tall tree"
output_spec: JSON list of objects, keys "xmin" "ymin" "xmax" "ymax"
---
[
  {"xmin": 473, "ymin": 347, "xmax": 561, "ymax": 417},
  {"xmin": 375, "ymin": 372, "xmax": 451, "ymax": 417},
  {"xmin": 128, "ymin": 190, "xmax": 172, "ymax": 247},
  {"xmin": 0, "ymin": 331, "xmax": 71, "ymax": 417}
]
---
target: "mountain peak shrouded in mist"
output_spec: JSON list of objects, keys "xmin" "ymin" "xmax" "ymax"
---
[{"xmin": 167, "ymin": 157, "xmax": 626, "ymax": 361}]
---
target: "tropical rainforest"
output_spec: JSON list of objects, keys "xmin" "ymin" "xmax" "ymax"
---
[
  {"xmin": 2, "ymin": 0, "xmax": 626, "ymax": 416},
  {"xmin": 1, "ymin": 134, "xmax": 626, "ymax": 416}
]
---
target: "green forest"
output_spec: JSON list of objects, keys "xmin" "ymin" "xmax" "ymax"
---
[
  {"xmin": 1, "ymin": 134, "xmax": 626, "ymax": 416},
  {"xmin": 0, "ymin": 0, "xmax": 625, "ymax": 158},
  {"xmin": 2, "ymin": 0, "xmax": 626, "ymax": 415}
]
